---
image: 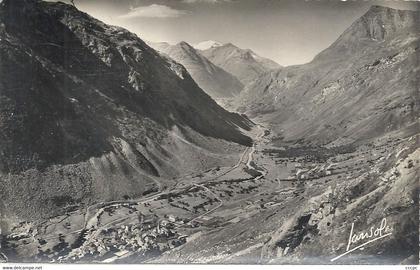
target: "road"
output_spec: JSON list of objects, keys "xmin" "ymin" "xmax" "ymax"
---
[
  {"xmin": 186, "ymin": 125, "xmax": 267, "ymax": 223},
  {"xmin": 246, "ymin": 125, "xmax": 268, "ymax": 179},
  {"xmin": 49, "ymin": 124, "xmax": 269, "ymax": 261},
  {"xmin": 80, "ymin": 127, "xmax": 262, "ymax": 230}
]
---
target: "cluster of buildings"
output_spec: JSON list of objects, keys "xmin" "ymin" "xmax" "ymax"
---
[
  {"xmin": 77, "ymin": 214, "xmax": 187, "ymax": 261},
  {"xmin": 289, "ymin": 163, "xmax": 335, "ymax": 181}
]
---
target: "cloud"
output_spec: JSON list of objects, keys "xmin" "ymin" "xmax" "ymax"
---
[
  {"xmin": 119, "ymin": 4, "xmax": 189, "ymax": 19},
  {"xmin": 182, "ymin": 0, "xmax": 233, "ymax": 3}
]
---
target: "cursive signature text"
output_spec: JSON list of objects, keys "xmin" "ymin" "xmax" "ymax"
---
[{"xmin": 331, "ymin": 218, "xmax": 393, "ymax": 262}]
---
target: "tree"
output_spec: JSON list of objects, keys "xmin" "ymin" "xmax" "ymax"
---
[{"xmin": 70, "ymin": 0, "xmax": 75, "ymax": 6}]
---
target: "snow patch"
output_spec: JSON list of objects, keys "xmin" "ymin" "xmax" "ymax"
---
[{"xmin": 194, "ymin": 40, "xmax": 223, "ymax": 50}]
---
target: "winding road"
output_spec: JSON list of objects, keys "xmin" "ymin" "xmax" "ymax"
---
[{"xmin": 54, "ymin": 124, "xmax": 269, "ymax": 261}]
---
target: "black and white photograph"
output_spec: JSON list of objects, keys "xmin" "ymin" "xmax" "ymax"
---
[{"xmin": 0, "ymin": 0, "xmax": 418, "ymax": 268}]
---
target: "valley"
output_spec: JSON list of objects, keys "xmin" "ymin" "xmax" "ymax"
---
[
  {"xmin": 3, "ymin": 123, "xmax": 417, "ymax": 264},
  {"xmin": 0, "ymin": 0, "xmax": 418, "ymax": 266}
]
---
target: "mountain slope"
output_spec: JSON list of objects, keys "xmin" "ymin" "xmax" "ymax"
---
[
  {"xmin": 149, "ymin": 41, "xmax": 244, "ymax": 99},
  {"xmin": 200, "ymin": 42, "xmax": 282, "ymax": 85},
  {"xmin": 236, "ymin": 5, "xmax": 419, "ymax": 145},
  {"xmin": 0, "ymin": 0, "xmax": 253, "ymax": 221}
]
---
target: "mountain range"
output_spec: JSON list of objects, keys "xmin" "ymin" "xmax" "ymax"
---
[
  {"xmin": 200, "ymin": 42, "xmax": 282, "ymax": 86},
  {"xmin": 148, "ymin": 41, "xmax": 244, "ymax": 99},
  {"xmin": 0, "ymin": 1, "xmax": 418, "ymax": 265}
]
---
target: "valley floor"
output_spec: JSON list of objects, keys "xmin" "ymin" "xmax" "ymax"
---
[{"xmin": 2, "ymin": 124, "xmax": 418, "ymax": 264}]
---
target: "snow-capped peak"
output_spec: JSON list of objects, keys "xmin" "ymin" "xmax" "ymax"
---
[{"xmin": 193, "ymin": 40, "xmax": 223, "ymax": 50}]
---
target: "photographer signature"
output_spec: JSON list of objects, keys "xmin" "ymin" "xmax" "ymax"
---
[{"xmin": 331, "ymin": 218, "xmax": 393, "ymax": 262}]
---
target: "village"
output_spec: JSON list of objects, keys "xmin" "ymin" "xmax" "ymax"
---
[{"xmin": 1, "ymin": 131, "xmax": 414, "ymax": 264}]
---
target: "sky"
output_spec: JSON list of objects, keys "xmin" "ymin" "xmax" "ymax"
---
[{"xmin": 52, "ymin": 0, "xmax": 419, "ymax": 66}]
